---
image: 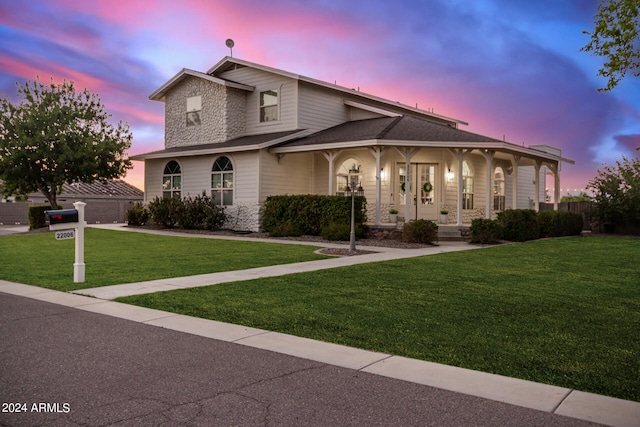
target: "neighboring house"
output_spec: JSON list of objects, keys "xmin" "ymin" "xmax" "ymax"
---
[
  {"xmin": 132, "ymin": 57, "xmax": 574, "ymax": 232},
  {"xmin": 0, "ymin": 180, "xmax": 143, "ymax": 225}
]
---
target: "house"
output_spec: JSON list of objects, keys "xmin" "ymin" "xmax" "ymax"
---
[
  {"xmin": 132, "ymin": 57, "xmax": 574, "ymax": 232},
  {"xmin": 0, "ymin": 180, "xmax": 143, "ymax": 225}
]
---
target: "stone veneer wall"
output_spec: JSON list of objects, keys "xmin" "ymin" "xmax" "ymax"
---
[
  {"xmin": 223, "ymin": 203, "xmax": 261, "ymax": 232},
  {"xmin": 165, "ymin": 76, "xmax": 246, "ymax": 148},
  {"xmin": 365, "ymin": 202, "xmax": 394, "ymax": 223},
  {"xmin": 441, "ymin": 205, "xmax": 486, "ymax": 224}
]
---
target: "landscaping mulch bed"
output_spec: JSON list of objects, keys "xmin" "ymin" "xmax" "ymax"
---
[
  {"xmin": 130, "ymin": 224, "xmax": 432, "ymax": 251},
  {"xmin": 317, "ymin": 247, "xmax": 378, "ymax": 256}
]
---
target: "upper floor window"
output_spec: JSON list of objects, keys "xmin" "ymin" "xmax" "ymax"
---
[
  {"xmin": 186, "ymin": 96, "xmax": 201, "ymax": 127},
  {"xmin": 462, "ymin": 160, "xmax": 474, "ymax": 209},
  {"xmin": 259, "ymin": 90, "xmax": 278, "ymax": 122},
  {"xmin": 212, "ymin": 156, "xmax": 233, "ymax": 206},
  {"xmin": 162, "ymin": 160, "xmax": 181, "ymax": 198}
]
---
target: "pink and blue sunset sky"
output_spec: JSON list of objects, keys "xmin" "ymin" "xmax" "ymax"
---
[{"xmin": 1, "ymin": 0, "xmax": 639, "ymax": 195}]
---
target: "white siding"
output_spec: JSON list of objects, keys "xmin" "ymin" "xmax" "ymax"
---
[
  {"xmin": 143, "ymin": 159, "xmax": 166, "ymax": 202},
  {"xmin": 298, "ymin": 83, "xmax": 349, "ymax": 131},
  {"xmin": 514, "ymin": 166, "xmax": 546, "ymax": 209},
  {"xmin": 219, "ymin": 67, "xmax": 298, "ymax": 134},
  {"xmin": 260, "ymin": 150, "xmax": 314, "ymax": 199},
  {"xmin": 233, "ymin": 152, "xmax": 259, "ymax": 203}
]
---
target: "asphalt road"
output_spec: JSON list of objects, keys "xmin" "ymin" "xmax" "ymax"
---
[{"xmin": 0, "ymin": 292, "xmax": 601, "ymax": 426}]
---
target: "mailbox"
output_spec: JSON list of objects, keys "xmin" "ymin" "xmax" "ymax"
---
[{"xmin": 46, "ymin": 209, "xmax": 79, "ymax": 231}]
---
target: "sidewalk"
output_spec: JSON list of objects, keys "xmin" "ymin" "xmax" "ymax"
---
[
  {"xmin": 2, "ymin": 224, "xmax": 639, "ymax": 425},
  {"xmin": 75, "ymin": 224, "xmax": 479, "ymax": 300}
]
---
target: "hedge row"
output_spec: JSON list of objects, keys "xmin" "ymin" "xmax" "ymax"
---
[
  {"xmin": 126, "ymin": 194, "xmax": 227, "ymax": 231},
  {"xmin": 261, "ymin": 195, "xmax": 367, "ymax": 237},
  {"xmin": 28, "ymin": 205, "xmax": 61, "ymax": 230},
  {"xmin": 470, "ymin": 209, "xmax": 584, "ymax": 244}
]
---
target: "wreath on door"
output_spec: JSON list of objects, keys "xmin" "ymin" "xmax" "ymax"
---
[{"xmin": 422, "ymin": 182, "xmax": 433, "ymax": 193}]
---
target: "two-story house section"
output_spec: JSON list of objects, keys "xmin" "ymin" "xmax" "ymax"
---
[{"xmin": 132, "ymin": 56, "xmax": 574, "ymax": 232}]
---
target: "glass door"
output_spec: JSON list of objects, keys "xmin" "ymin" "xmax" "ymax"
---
[{"xmin": 398, "ymin": 163, "xmax": 437, "ymax": 220}]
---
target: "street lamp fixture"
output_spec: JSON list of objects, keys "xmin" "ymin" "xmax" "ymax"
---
[{"xmin": 344, "ymin": 184, "xmax": 364, "ymax": 252}]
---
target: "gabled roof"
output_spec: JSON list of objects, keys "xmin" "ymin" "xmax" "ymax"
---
[
  {"xmin": 207, "ymin": 57, "xmax": 467, "ymax": 127},
  {"xmin": 149, "ymin": 68, "xmax": 254, "ymax": 101},
  {"xmin": 130, "ymin": 129, "xmax": 310, "ymax": 160}
]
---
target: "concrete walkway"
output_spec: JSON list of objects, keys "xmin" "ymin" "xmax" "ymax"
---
[
  {"xmin": 75, "ymin": 224, "xmax": 479, "ymax": 300},
  {"xmin": 2, "ymin": 223, "xmax": 639, "ymax": 426}
]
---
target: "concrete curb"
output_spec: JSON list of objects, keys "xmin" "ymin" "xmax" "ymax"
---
[{"xmin": 1, "ymin": 280, "xmax": 638, "ymax": 427}]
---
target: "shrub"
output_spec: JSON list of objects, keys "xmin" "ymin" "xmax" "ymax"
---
[
  {"xmin": 496, "ymin": 209, "xmax": 539, "ymax": 242},
  {"xmin": 28, "ymin": 205, "xmax": 61, "ymax": 230},
  {"xmin": 469, "ymin": 218, "xmax": 501, "ymax": 244},
  {"xmin": 178, "ymin": 193, "xmax": 227, "ymax": 230},
  {"xmin": 125, "ymin": 203, "xmax": 150, "ymax": 226},
  {"xmin": 148, "ymin": 196, "xmax": 183, "ymax": 228},
  {"xmin": 262, "ymin": 195, "xmax": 366, "ymax": 236},
  {"xmin": 588, "ymin": 156, "xmax": 640, "ymax": 232},
  {"xmin": 267, "ymin": 221, "xmax": 303, "ymax": 237},
  {"xmin": 538, "ymin": 210, "xmax": 583, "ymax": 238},
  {"xmin": 320, "ymin": 223, "xmax": 351, "ymax": 241},
  {"xmin": 402, "ymin": 219, "xmax": 438, "ymax": 244}
]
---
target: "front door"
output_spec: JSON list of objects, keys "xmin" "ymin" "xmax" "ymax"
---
[{"xmin": 398, "ymin": 163, "xmax": 437, "ymax": 221}]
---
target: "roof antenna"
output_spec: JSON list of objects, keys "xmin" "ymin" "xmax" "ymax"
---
[{"xmin": 225, "ymin": 39, "xmax": 235, "ymax": 57}]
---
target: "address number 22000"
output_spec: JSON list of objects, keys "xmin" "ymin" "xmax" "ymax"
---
[{"xmin": 55, "ymin": 230, "xmax": 75, "ymax": 240}]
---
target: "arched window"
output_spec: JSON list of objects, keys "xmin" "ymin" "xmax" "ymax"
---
[
  {"xmin": 493, "ymin": 166, "xmax": 506, "ymax": 211},
  {"xmin": 212, "ymin": 156, "xmax": 233, "ymax": 206},
  {"xmin": 462, "ymin": 161, "xmax": 474, "ymax": 209},
  {"xmin": 336, "ymin": 158, "xmax": 362, "ymax": 195},
  {"xmin": 162, "ymin": 160, "xmax": 181, "ymax": 198}
]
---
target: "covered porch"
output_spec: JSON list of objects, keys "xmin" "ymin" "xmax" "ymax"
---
[{"xmin": 270, "ymin": 117, "xmax": 574, "ymax": 226}]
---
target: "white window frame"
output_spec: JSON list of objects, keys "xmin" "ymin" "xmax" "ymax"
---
[
  {"xmin": 211, "ymin": 156, "xmax": 234, "ymax": 206},
  {"xmin": 162, "ymin": 160, "xmax": 182, "ymax": 198},
  {"xmin": 259, "ymin": 89, "xmax": 279, "ymax": 123},
  {"xmin": 462, "ymin": 160, "xmax": 474, "ymax": 210},
  {"xmin": 186, "ymin": 95, "xmax": 202, "ymax": 127},
  {"xmin": 493, "ymin": 166, "xmax": 506, "ymax": 211}
]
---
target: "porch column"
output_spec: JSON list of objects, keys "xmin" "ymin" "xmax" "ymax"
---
[
  {"xmin": 534, "ymin": 160, "xmax": 542, "ymax": 211},
  {"xmin": 549, "ymin": 162, "xmax": 560, "ymax": 210},
  {"xmin": 369, "ymin": 147, "xmax": 387, "ymax": 225},
  {"xmin": 395, "ymin": 147, "xmax": 419, "ymax": 223},
  {"xmin": 481, "ymin": 150, "xmax": 495, "ymax": 219},
  {"xmin": 322, "ymin": 150, "xmax": 341, "ymax": 195},
  {"xmin": 448, "ymin": 148, "xmax": 472, "ymax": 226},
  {"xmin": 511, "ymin": 155, "xmax": 521, "ymax": 209}
]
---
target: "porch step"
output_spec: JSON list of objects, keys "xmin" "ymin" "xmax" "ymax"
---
[{"xmin": 438, "ymin": 225, "xmax": 470, "ymax": 242}]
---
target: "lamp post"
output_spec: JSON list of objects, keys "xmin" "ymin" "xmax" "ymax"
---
[{"xmin": 344, "ymin": 183, "xmax": 364, "ymax": 252}]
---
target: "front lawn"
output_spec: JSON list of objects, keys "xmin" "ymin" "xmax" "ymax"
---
[
  {"xmin": 0, "ymin": 228, "xmax": 328, "ymax": 291},
  {"xmin": 119, "ymin": 236, "xmax": 640, "ymax": 402}
]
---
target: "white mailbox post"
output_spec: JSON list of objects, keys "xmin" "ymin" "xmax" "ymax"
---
[
  {"xmin": 73, "ymin": 201, "xmax": 86, "ymax": 283},
  {"xmin": 46, "ymin": 201, "xmax": 86, "ymax": 283}
]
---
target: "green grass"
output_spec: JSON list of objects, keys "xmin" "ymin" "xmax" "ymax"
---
[
  {"xmin": 0, "ymin": 228, "xmax": 328, "ymax": 291},
  {"xmin": 119, "ymin": 236, "xmax": 640, "ymax": 402}
]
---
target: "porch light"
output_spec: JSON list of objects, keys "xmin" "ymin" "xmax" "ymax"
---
[{"xmin": 446, "ymin": 168, "xmax": 455, "ymax": 181}]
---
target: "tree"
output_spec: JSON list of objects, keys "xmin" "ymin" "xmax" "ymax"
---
[
  {"xmin": 581, "ymin": 0, "xmax": 640, "ymax": 91},
  {"xmin": 0, "ymin": 79, "xmax": 132, "ymax": 208},
  {"xmin": 587, "ymin": 156, "xmax": 640, "ymax": 230},
  {"xmin": 560, "ymin": 192, "xmax": 592, "ymax": 203}
]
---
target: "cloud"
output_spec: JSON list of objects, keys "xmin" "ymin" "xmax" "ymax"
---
[
  {"xmin": 613, "ymin": 134, "xmax": 640, "ymax": 153},
  {"xmin": 0, "ymin": 0, "xmax": 636, "ymax": 193}
]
